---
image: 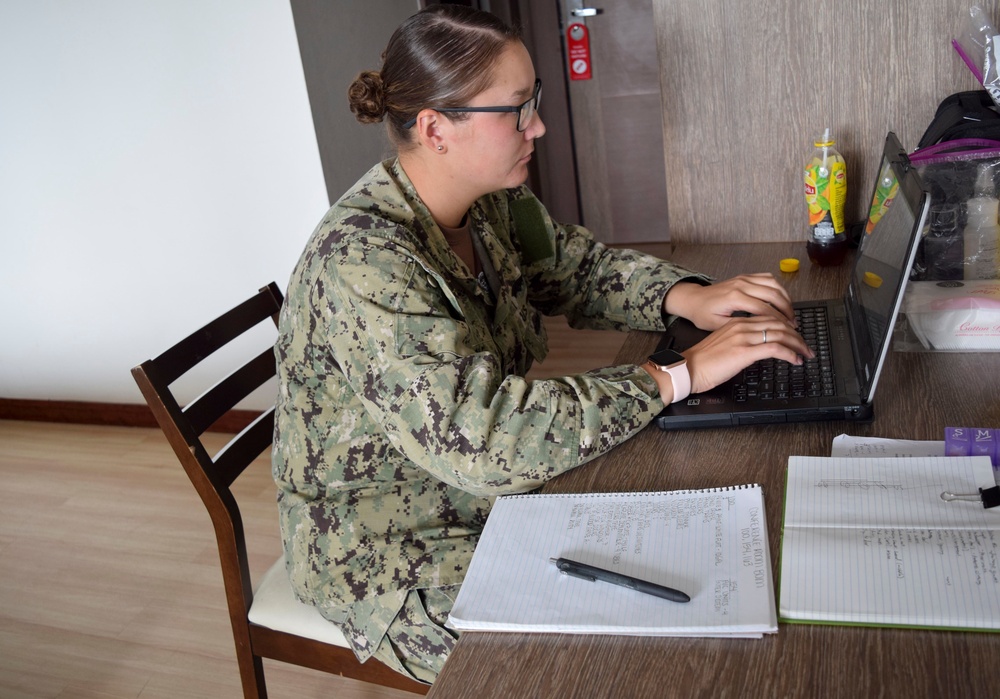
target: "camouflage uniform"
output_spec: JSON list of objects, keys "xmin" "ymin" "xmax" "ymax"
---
[{"xmin": 272, "ymin": 158, "xmax": 709, "ymax": 681}]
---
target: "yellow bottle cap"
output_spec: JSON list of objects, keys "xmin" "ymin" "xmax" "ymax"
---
[
  {"xmin": 779, "ymin": 258, "xmax": 800, "ymax": 273},
  {"xmin": 863, "ymin": 271, "xmax": 883, "ymax": 288}
]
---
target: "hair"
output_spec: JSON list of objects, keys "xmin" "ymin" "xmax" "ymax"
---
[{"xmin": 347, "ymin": 5, "xmax": 522, "ymax": 148}]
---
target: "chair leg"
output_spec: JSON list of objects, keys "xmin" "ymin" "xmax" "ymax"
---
[{"xmin": 235, "ymin": 646, "xmax": 268, "ymax": 699}]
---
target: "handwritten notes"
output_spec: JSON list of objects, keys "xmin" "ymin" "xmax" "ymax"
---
[
  {"xmin": 779, "ymin": 455, "xmax": 1000, "ymax": 630},
  {"xmin": 448, "ymin": 487, "xmax": 777, "ymax": 637},
  {"xmin": 830, "ymin": 434, "xmax": 945, "ymax": 458}
]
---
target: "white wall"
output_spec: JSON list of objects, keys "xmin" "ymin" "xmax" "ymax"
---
[{"xmin": 0, "ymin": 1, "xmax": 331, "ymax": 407}]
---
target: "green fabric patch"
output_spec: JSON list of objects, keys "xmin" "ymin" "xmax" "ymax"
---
[{"xmin": 510, "ymin": 197, "xmax": 554, "ymax": 264}]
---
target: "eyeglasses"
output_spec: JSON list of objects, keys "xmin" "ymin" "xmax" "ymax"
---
[{"xmin": 403, "ymin": 79, "xmax": 542, "ymax": 132}]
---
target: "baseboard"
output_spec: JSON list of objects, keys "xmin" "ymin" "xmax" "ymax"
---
[{"xmin": 0, "ymin": 398, "xmax": 259, "ymax": 434}]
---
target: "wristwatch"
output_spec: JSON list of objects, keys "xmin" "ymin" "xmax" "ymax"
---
[{"xmin": 647, "ymin": 348, "xmax": 691, "ymax": 404}]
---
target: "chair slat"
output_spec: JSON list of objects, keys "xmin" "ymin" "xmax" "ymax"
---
[
  {"xmin": 185, "ymin": 348, "xmax": 277, "ymax": 436},
  {"xmin": 212, "ymin": 407, "xmax": 276, "ymax": 488},
  {"xmin": 154, "ymin": 284, "xmax": 282, "ymax": 387}
]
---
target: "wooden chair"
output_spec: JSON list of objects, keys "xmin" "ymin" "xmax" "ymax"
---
[{"xmin": 131, "ymin": 282, "xmax": 428, "ymax": 698}]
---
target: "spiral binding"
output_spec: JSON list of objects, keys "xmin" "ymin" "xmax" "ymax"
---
[{"xmin": 501, "ymin": 484, "xmax": 761, "ymax": 499}]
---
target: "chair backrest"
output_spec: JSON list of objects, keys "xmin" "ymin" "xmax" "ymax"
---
[{"xmin": 131, "ymin": 283, "xmax": 283, "ymax": 668}]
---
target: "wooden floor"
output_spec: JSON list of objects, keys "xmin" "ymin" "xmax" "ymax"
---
[{"xmin": 0, "ymin": 317, "xmax": 624, "ymax": 698}]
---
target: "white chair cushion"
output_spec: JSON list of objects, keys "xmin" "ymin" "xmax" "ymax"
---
[{"xmin": 248, "ymin": 556, "xmax": 350, "ymax": 648}]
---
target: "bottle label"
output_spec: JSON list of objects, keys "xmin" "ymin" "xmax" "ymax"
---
[
  {"xmin": 813, "ymin": 221, "xmax": 835, "ymax": 241},
  {"xmin": 829, "ymin": 160, "xmax": 847, "ymax": 234},
  {"xmin": 805, "ymin": 157, "xmax": 847, "ymax": 235},
  {"xmin": 865, "ymin": 164, "xmax": 898, "ymax": 234}
]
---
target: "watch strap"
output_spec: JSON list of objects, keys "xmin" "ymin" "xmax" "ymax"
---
[{"xmin": 664, "ymin": 362, "xmax": 691, "ymax": 404}]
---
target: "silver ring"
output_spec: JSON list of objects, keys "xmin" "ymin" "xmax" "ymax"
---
[{"xmin": 762, "ymin": 329, "xmax": 768, "ymax": 344}]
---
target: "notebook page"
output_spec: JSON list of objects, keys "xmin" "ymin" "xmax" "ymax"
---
[
  {"xmin": 449, "ymin": 487, "xmax": 777, "ymax": 636},
  {"xmin": 780, "ymin": 456, "xmax": 1000, "ymax": 628},
  {"xmin": 784, "ymin": 456, "xmax": 997, "ymax": 529},
  {"xmin": 830, "ymin": 434, "xmax": 945, "ymax": 458}
]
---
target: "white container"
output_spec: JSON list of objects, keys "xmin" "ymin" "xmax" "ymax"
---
[
  {"xmin": 962, "ymin": 162, "xmax": 1000, "ymax": 280},
  {"xmin": 904, "ymin": 280, "xmax": 1000, "ymax": 351}
]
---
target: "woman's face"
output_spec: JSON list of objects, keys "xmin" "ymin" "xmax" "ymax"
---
[{"xmin": 447, "ymin": 41, "xmax": 546, "ymax": 194}]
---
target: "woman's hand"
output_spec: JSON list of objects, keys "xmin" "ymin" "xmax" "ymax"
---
[
  {"xmin": 641, "ymin": 315, "xmax": 814, "ymax": 403},
  {"xmin": 685, "ymin": 315, "xmax": 813, "ymax": 395},
  {"xmin": 664, "ymin": 275, "xmax": 796, "ymax": 331}
]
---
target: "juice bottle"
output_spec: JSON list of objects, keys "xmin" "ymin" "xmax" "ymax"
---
[{"xmin": 804, "ymin": 128, "xmax": 848, "ymax": 266}]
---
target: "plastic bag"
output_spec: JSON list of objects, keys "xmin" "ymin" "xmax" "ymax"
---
[
  {"xmin": 909, "ymin": 139, "xmax": 1000, "ymax": 223},
  {"xmin": 954, "ymin": 5, "xmax": 1000, "ymax": 107},
  {"xmin": 895, "ymin": 141, "xmax": 1000, "ymax": 351}
]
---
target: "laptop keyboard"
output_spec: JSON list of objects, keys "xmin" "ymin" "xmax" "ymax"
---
[{"xmin": 734, "ymin": 307, "xmax": 835, "ymax": 402}]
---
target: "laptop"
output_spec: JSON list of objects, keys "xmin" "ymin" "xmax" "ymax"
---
[{"xmin": 653, "ymin": 131, "xmax": 931, "ymax": 430}]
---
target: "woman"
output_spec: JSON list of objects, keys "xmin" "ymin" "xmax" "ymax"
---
[{"xmin": 273, "ymin": 4, "xmax": 811, "ymax": 684}]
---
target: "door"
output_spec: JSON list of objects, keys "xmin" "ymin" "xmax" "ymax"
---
[
  {"xmin": 290, "ymin": 0, "xmax": 421, "ymax": 205},
  {"xmin": 546, "ymin": 0, "xmax": 671, "ymax": 245}
]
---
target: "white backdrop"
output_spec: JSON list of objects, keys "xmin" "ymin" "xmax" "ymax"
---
[{"xmin": 0, "ymin": 1, "xmax": 332, "ymax": 408}]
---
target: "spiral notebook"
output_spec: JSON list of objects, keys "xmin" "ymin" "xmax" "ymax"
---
[{"xmin": 448, "ymin": 486, "xmax": 778, "ymax": 637}]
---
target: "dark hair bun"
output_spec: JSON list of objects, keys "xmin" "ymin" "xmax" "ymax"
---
[{"xmin": 348, "ymin": 70, "xmax": 386, "ymax": 124}]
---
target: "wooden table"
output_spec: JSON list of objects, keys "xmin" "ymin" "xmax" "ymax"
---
[{"xmin": 428, "ymin": 243, "xmax": 1000, "ymax": 699}]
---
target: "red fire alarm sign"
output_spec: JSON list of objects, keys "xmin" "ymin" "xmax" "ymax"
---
[{"xmin": 566, "ymin": 22, "xmax": 592, "ymax": 81}]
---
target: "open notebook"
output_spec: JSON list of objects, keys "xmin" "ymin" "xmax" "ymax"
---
[
  {"xmin": 779, "ymin": 455, "xmax": 1000, "ymax": 631},
  {"xmin": 448, "ymin": 486, "xmax": 778, "ymax": 638}
]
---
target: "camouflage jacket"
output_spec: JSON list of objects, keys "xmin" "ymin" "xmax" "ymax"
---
[{"xmin": 272, "ymin": 159, "xmax": 709, "ymax": 659}]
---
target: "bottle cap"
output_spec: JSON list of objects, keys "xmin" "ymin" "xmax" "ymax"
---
[
  {"xmin": 780, "ymin": 258, "xmax": 800, "ymax": 273},
  {"xmin": 813, "ymin": 127, "xmax": 834, "ymax": 148}
]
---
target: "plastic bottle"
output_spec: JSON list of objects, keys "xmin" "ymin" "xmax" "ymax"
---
[
  {"xmin": 804, "ymin": 128, "xmax": 849, "ymax": 266},
  {"xmin": 963, "ymin": 162, "xmax": 1000, "ymax": 280},
  {"xmin": 923, "ymin": 204, "xmax": 963, "ymax": 281}
]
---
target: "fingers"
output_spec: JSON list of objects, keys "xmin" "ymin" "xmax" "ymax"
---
[
  {"xmin": 682, "ymin": 317, "xmax": 814, "ymax": 395},
  {"xmin": 746, "ymin": 322, "xmax": 813, "ymax": 361},
  {"xmin": 723, "ymin": 274, "xmax": 795, "ymax": 322},
  {"xmin": 665, "ymin": 274, "xmax": 797, "ymax": 332}
]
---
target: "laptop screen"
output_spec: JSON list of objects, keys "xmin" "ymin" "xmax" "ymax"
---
[{"xmin": 845, "ymin": 132, "xmax": 929, "ymax": 400}]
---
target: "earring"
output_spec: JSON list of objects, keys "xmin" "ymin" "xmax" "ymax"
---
[{"xmin": 437, "ymin": 145, "xmax": 444, "ymax": 151}]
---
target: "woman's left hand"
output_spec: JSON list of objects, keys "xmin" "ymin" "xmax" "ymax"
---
[
  {"xmin": 664, "ymin": 275, "xmax": 795, "ymax": 331},
  {"xmin": 640, "ymin": 313, "xmax": 814, "ymax": 403}
]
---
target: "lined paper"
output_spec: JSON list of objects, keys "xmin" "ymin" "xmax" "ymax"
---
[
  {"xmin": 448, "ymin": 487, "xmax": 777, "ymax": 637},
  {"xmin": 779, "ymin": 456, "xmax": 1000, "ymax": 629},
  {"xmin": 830, "ymin": 434, "xmax": 945, "ymax": 458}
]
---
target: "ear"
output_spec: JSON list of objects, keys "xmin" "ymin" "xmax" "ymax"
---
[{"xmin": 412, "ymin": 109, "xmax": 449, "ymax": 153}]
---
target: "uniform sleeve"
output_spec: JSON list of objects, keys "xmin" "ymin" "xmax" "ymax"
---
[
  {"xmin": 317, "ymin": 236, "xmax": 665, "ymax": 498},
  {"xmin": 507, "ymin": 188, "xmax": 712, "ymax": 331}
]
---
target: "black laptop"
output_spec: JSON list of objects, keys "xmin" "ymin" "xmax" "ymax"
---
[{"xmin": 653, "ymin": 131, "xmax": 931, "ymax": 430}]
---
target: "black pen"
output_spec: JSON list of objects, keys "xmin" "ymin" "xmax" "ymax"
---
[{"xmin": 549, "ymin": 557, "xmax": 690, "ymax": 603}]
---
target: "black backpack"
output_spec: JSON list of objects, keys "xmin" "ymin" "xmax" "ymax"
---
[
  {"xmin": 913, "ymin": 90, "xmax": 1000, "ymax": 208},
  {"xmin": 917, "ymin": 90, "xmax": 1000, "ymax": 148}
]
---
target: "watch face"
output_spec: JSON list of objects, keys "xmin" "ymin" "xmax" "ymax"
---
[{"xmin": 648, "ymin": 348, "xmax": 685, "ymax": 369}]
